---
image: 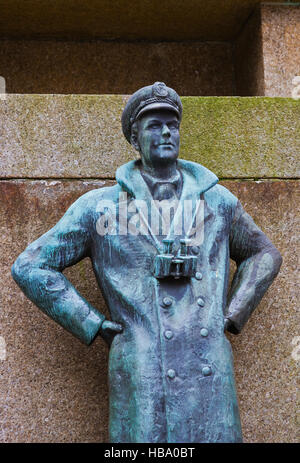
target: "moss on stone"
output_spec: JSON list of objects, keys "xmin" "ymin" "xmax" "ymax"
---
[
  {"xmin": 1, "ymin": 95, "xmax": 299, "ymax": 178},
  {"xmin": 180, "ymin": 97, "xmax": 300, "ymax": 178}
]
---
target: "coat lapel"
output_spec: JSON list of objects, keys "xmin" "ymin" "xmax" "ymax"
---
[{"xmin": 115, "ymin": 159, "xmax": 219, "ymax": 252}]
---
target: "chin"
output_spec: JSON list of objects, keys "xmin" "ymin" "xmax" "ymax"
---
[{"xmin": 156, "ymin": 148, "xmax": 178, "ymax": 162}]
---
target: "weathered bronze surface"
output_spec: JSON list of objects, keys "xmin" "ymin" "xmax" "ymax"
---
[{"xmin": 11, "ymin": 83, "xmax": 282, "ymax": 443}]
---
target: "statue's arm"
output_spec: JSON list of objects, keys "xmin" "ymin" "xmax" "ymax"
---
[
  {"xmin": 225, "ymin": 201, "xmax": 282, "ymax": 334},
  {"xmin": 11, "ymin": 194, "xmax": 108, "ymax": 345}
]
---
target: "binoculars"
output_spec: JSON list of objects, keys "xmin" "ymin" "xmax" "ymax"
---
[{"xmin": 153, "ymin": 239, "xmax": 197, "ymax": 279}]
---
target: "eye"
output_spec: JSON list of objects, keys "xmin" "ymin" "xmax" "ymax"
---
[
  {"xmin": 168, "ymin": 122, "xmax": 179, "ymax": 130},
  {"xmin": 148, "ymin": 123, "xmax": 161, "ymax": 129}
]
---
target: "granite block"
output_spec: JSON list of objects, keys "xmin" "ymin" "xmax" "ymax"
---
[
  {"xmin": 1, "ymin": 95, "xmax": 299, "ymax": 179},
  {"xmin": 261, "ymin": 4, "xmax": 300, "ymax": 97},
  {"xmin": 0, "ymin": 40, "xmax": 234, "ymax": 96},
  {"xmin": 0, "ymin": 179, "xmax": 298, "ymax": 442},
  {"xmin": 0, "ymin": 180, "xmax": 113, "ymax": 442},
  {"xmin": 234, "ymin": 3, "xmax": 300, "ymax": 97},
  {"xmin": 0, "ymin": 0, "xmax": 284, "ymax": 41}
]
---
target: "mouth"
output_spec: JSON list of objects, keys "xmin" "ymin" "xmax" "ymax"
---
[{"xmin": 159, "ymin": 143, "xmax": 174, "ymax": 147}]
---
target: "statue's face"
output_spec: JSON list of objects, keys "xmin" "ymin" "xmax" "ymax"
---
[{"xmin": 136, "ymin": 109, "xmax": 180, "ymax": 168}]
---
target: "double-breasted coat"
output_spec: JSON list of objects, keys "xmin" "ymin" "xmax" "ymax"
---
[{"xmin": 12, "ymin": 159, "xmax": 282, "ymax": 443}]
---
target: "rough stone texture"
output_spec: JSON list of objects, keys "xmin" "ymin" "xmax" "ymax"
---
[
  {"xmin": 1, "ymin": 95, "xmax": 299, "ymax": 179},
  {"xmin": 0, "ymin": 0, "xmax": 298, "ymax": 445},
  {"xmin": 235, "ymin": 7, "xmax": 265, "ymax": 96},
  {"xmin": 0, "ymin": 180, "xmax": 113, "ymax": 443},
  {"xmin": 0, "ymin": 0, "xmax": 283, "ymax": 41},
  {"xmin": 261, "ymin": 4, "xmax": 300, "ymax": 98},
  {"xmin": 0, "ymin": 40, "xmax": 234, "ymax": 96},
  {"xmin": 234, "ymin": 3, "xmax": 300, "ymax": 97},
  {"xmin": 224, "ymin": 180, "xmax": 299, "ymax": 444},
  {"xmin": 0, "ymin": 179, "xmax": 298, "ymax": 442}
]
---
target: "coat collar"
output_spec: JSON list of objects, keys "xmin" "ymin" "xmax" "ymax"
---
[
  {"xmin": 116, "ymin": 158, "xmax": 218, "ymax": 201},
  {"xmin": 116, "ymin": 159, "xmax": 219, "ymax": 253}
]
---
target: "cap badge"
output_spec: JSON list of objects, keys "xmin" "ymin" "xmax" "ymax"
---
[{"xmin": 153, "ymin": 82, "xmax": 168, "ymax": 98}]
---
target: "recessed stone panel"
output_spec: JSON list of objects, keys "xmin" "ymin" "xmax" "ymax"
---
[
  {"xmin": 235, "ymin": 7, "xmax": 265, "ymax": 96},
  {"xmin": 0, "ymin": 40, "xmax": 234, "ymax": 96},
  {"xmin": 0, "ymin": 0, "xmax": 284, "ymax": 41}
]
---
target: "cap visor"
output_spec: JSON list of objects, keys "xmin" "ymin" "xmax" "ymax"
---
[{"xmin": 136, "ymin": 102, "xmax": 179, "ymax": 120}]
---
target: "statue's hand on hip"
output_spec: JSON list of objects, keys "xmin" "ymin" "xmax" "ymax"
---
[{"xmin": 99, "ymin": 320, "xmax": 123, "ymax": 346}]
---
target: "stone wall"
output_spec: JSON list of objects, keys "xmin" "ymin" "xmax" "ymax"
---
[
  {"xmin": 0, "ymin": 0, "xmax": 284, "ymax": 41},
  {"xmin": 0, "ymin": 41, "xmax": 234, "ymax": 96},
  {"xmin": 0, "ymin": 0, "xmax": 299, "ymax": 445},
  {"xmin": 235, "ymin": 3, "xmax": 300, "ymax": 96},
  {"xmin": 1, "ymin": 95, "xmax": 299, "ymax": 442},
  {"xmin": 262, "ymin": 3, "xmax": 300, "ymax": 97},
  {"xmin": 1, "ymin": 3, "xmax": 298, "ymax": 97},
  {"xmin": 1, "ymin": 95, "xmax": 299, "ymax": 178}
]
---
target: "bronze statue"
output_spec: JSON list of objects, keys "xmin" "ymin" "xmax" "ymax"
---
[{"xmin": 12, "ymin": 82, "xmax": 282, "ymax": 443}]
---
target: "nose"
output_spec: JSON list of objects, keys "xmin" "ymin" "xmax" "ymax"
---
[{"xmin": 162, "ymin": 124, "xmax": 171, "ymax": 138}]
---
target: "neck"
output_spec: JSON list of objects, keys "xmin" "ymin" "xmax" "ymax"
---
[{"xmin": 141, "ymin": 161, "xmax": 178, "ymax": 181}]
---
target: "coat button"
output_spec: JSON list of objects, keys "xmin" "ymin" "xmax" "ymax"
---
[
  {"xmin": 191, "ymin": 246, "xmax": 199, "ymax": 255},
  {"xmin": 162, "ymin": 297, "xmax": 172, "ymax": 307},
  {"xmin": 202, "ymin": 366, "xmax": 212, "ymax": 376},
  {"xmin": 200, "ymin": 328, "xmax": 208, "ymax": 337},
  {"xmin": 195, "ymin": 272, "xmax": 203, "ymax": 280},
  {"xmin": 197, "ymin": 297, "xmax": 205, "ymax": 307},
  {"xmin": 167, "ymin": 369, "xmax": 176, "ymax": 379},
  {"xmin": 164, "ymin": 330, "xmax": 173, "ymax": 339}
]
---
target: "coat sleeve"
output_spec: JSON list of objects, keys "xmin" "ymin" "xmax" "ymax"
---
[
  {"xmin": 226, "ymin": 201, "xmax": 282, "ymax": 334},
  {"xmin": 11, "ymin": 193, "xmax": 105, "ymax": 345}
]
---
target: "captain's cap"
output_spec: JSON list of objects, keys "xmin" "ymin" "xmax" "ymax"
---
[{"xmin": 122, "ymin": 82, "xmax": 182, "ymax": 144}]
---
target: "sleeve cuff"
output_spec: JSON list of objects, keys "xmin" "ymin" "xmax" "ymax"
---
[{"xmin": 79, "ymin": 309, "xmax": 106, "ymax": 345}]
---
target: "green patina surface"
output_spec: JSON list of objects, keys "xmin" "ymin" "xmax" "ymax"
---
[{"xmin": 1, "ymin": 95, "xmax": 299, "ymax": 178}]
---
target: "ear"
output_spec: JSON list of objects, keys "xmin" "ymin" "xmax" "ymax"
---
[
  {"xmin": 130, "ymin": 123, "xmax": 140, "ymax": 152},
  {"xmin": 130, "ymin": 134, "xmax": 140, "ymax": 151}
]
